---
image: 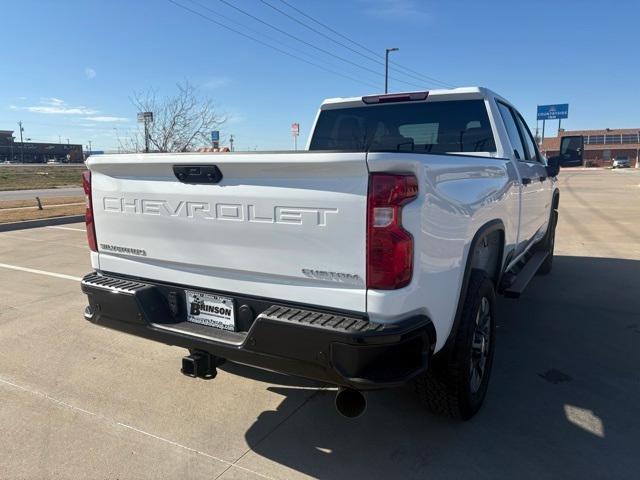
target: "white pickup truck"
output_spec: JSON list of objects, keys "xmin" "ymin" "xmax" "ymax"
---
[{"xmin": 81, "ymin": 87, "xmax": 573, "ymax": 420}]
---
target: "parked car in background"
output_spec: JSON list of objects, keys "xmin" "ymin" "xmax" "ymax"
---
[{"xmin": 612, "ymin": 156, "xmax": 631, "ymax": 168}]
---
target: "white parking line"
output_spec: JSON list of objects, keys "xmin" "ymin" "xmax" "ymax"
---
[
  {"xmin": 0, "ymin": 376, "xmax": 276, "ymax": 480},
  {"xmin": 0, "ymin": 263, "xmax": 81, "ymax": 282},
  {"xmin": 47, "ymin": 226, "xmax": 86, "ymax": 232}
]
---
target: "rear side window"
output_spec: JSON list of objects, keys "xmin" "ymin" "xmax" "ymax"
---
[
  {"xmin": 514, "ymin": 113, "xmax": 540, "ymax": 162},
  {"xmin": 497, "ymin": 102, "xmax": 525, "ymax": 161},
  {"xmin": 309, "ymin": 100, "xmax": 496, "ymax": 154}
]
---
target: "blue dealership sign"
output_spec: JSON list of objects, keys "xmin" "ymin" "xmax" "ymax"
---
[
  {"xmin": 537, "ymin": 104, "xmax": 569, "ymax": 120},
  {"xmin": 211, "ymin": 130, "xmax": 220, "ymax": 142}
]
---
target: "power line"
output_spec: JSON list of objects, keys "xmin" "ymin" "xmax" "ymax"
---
[
  {"xmin": 274, "ymin": 0, "xmax": 455, "ymax": 89},
  {"xmin": 276, "ymin": 0, "xmax": 384, "ymax": 58},
  {"xmin": 168, "ymin": 0, "xmax": 380, "ymax": 89},
  {"xmin": 213, "ymin": 0, "xmax": 427, "ymax": 90},
  {"xmin": 276, "ymin": 0, "xmax": 454, "ymax": 88},
  {"xmin": 184, "ymin": 0, "xmax": 374, "ymax": 82},
  {"xmin": 388, "ymin": 62, "xmax": 455, "ymax": 89},
  {"xmin": 258, "ymin": 0, "xmax": 383, "ymax": 67},
  {"xmin": 260, "ymin": 0, "xmax": 441, "ymax": 88}
]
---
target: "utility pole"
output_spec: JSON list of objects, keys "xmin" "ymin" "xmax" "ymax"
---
[
  {"xmin": 385, "ymin": 48, "xmax": 399, "ymax": 93},
  {"xmin": 88, "ymin": 140, "xmax": 92, "ymax": 157},
  {"xmin": 18, "ymin": 121, "xmax": 24, "ymax": 163},
  {"xmin": 229, "ymin": 134, "xmax": 234, "ymax": 152}
]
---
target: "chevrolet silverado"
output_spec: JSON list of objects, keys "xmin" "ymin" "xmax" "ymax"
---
[{"xmin": 81, "ymin": 87, "xmax": 570, "ymax": 420}]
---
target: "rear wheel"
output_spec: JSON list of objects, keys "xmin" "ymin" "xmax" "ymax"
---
[{"xmin": 413, "ymin": 269, "xmax": 496, "ymax": 420}]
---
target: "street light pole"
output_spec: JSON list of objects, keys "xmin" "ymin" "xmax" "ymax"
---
[
  {"xmin": 18, "ymin": 120, "xmax": 24, "ymax": 163},
  {"xmin": 385, "ymin": 48, "xmax": 399, "ymax": 93},
  {"xmin": 144, "ymin": 118, "xmax": 150, "ymax": 153}
]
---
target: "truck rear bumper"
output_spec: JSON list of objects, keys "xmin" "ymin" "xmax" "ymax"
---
[{"xmin": 81, "ymin": 271, "xmax": 435, "ymax": 390}]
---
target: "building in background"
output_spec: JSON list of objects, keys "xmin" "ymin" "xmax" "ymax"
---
[
  {"xmin": 0, "ymin": 130, "xmax": 84, "ymax": 163},
  {"xmin": 541, "ymin": 128, "xmax": 640, "ymax": 168}
]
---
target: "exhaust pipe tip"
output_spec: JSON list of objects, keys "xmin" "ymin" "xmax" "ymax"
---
[
  {"xmin": 83, "ymin": 305, "xmax": 95, "ymax": 320},
  {"xmin": 335, "ymin": 388, "xmax": 366, "ymax": 419}
]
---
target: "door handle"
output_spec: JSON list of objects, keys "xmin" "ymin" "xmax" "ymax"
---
[
  {"xmin": 521, "ymin": 177, "xmax": 532, "ymax": 185},
  {"xmin": 173, "ymin": 165, "xmax": 223, "ymax": 184},
  {"xmin": 539, "ymin": 176, "xmax": 547, "ymax": 182}
]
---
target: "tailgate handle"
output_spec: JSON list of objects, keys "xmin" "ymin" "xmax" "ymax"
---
[{"xmin": 173, "ymin": 165, "xmax": 223, "ymax": 184}]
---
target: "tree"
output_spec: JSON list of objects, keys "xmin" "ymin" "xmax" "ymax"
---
[{"xmin": 122, "ymin": 81, "xmax": 226, "ymax": 153}]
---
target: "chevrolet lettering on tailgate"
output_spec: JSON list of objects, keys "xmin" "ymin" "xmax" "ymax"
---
[{"xmin": 102, "ymin": 197, "xmax": 338, "ymax": 226}]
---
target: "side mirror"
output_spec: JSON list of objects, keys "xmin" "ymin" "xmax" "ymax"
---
[
  {"xmin": 546, "ymin": 156, "xmax": 560, "ymax": 177},
  {"xmin": 559, "ymin": 135, "xmax": 584, "ymax": 167}
]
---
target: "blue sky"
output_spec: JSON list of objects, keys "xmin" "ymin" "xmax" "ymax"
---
[{"xmin": 1, "ymin": 0, "xmax": 638, "ymax": 151}]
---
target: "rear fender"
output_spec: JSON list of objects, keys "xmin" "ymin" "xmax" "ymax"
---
[{"xmin": 439, "ymin": 219, "xmax": 505, "ymax": 356}]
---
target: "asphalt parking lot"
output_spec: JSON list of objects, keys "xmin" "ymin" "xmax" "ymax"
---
[{"xmin": 1, "ymin": 168, "xmax": 639, "ymax": 479}]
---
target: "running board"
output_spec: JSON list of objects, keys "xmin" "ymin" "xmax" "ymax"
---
[{"xmin": 502, "ymin": 251, "xmax": 548, "ymax": 298}]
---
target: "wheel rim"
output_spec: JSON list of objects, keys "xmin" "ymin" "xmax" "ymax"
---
[{"xmin": 470, "ymin": 296, "xmax": 491, "ymax": 393}]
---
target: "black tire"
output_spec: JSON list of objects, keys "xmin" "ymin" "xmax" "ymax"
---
[
  {"xmin": 413, "ymin": 269, "xmax": 496, "ymax": 420},
  {"xmin": 536, "ymin": 206, "xmax": 558, "ymax": 275}
]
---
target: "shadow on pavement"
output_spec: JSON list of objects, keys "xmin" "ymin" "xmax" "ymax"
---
[
  {"xmin": 219, "ymin": 361, "xmax": 326, "ymax": 389},
  {"xmin": 242, "ymin": 256, "xmax": 640, "ymax": 479}
]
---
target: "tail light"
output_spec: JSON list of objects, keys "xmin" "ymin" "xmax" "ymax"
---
[
  {"xmin": 82, "ymin": 171, "xmax": 98, "ymax": 252},
  {"xmin": 367, "ymin": 173, "xmax": 418, "ymax": 290}
]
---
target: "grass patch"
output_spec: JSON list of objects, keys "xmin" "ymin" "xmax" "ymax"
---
[
  {"xmin": 0, "ymin": 195, "xmax": 85, "ymax": 223},
  {"xmin": 0, "ymin": 165, "xmax": 86, "ymax": 191},
  {"xmin": 0, "ymin": 204, "xmax": 85, "ymax": 224},
  {"xmin": 0, "ymin": 196, "xmax": 84, "ymax": 210}
]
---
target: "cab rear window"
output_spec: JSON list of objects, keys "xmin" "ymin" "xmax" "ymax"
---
[{"xmin": 309, "ymin": 100, "xmax": 496, "ymax": 154}]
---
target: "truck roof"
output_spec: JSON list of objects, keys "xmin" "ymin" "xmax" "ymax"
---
[{"xmin": 320, "ymin": 87, "xmax": 502, "ymax": 110}]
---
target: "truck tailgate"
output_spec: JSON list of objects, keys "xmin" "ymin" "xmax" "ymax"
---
[{"xmin": 88, "ymin": 152, "xmax": 368, "ymax": 312}]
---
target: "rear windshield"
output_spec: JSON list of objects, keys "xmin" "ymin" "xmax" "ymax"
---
[{"xmin": 309, "ymin": 100, "xmax": 496, "ymax": 154}]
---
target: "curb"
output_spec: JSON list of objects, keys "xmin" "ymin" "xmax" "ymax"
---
[{"xmin": 0, "ymin": 215, "xmax": 85, "ymax": 232}]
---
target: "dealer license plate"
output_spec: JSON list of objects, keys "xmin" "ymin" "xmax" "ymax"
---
[{"xmin": 185, "ymin": 290, "xmax": 235, "ymax": 331}]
